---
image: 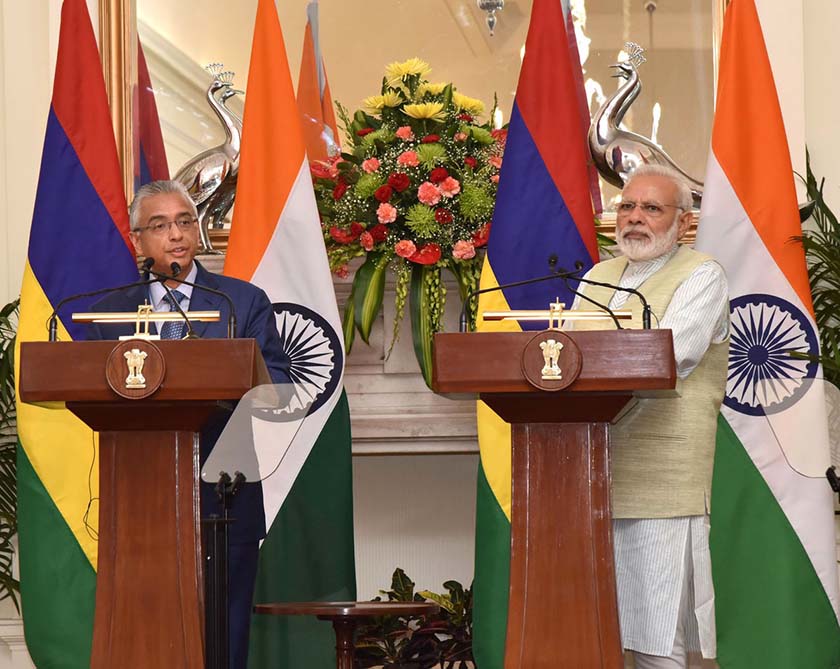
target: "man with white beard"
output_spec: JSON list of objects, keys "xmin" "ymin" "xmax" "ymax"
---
[{"xmin": 571, "ymin": 164, "xmax": 730, "ymax": 668}]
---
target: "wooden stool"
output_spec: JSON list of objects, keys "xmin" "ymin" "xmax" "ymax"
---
[{"xmin": 253, "ymin": 601, "xmax": 440, "ymax": 669}]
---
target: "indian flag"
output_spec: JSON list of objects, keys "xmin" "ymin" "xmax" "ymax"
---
[
  {"xmin": 696, "ymin": 0, "xmax": 840, "ymax": 666},
  {"xmin": 223, "ymin": 0, "xmax": 355, "ymax": 666}
]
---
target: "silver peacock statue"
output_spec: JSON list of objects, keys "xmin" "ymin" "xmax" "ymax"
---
[
  {"xmin": 174, "ymin": 65, "xmax": 243, "ymax": 253},
  {"xmin": 588, "ymin": 44, "xmax": 704, "ymax": 207}
]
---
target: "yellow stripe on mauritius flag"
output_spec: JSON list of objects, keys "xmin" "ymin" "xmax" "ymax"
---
[
  {"xmin": 14, "ymin": 0, "xmax": 138, "ymax": 665},
  {"xmin": 472, "ymin": 0, "xmax": 598, "ymax": 666},
  {"xmin": 696, "ymin": 1, "xmax": 840, "ymax": 667},
  {"xmin": 225, "ymin": 1, "xmax": 355, "ymax": 666}
]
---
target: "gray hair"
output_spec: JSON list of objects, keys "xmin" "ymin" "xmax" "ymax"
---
[
  {"xmin": 129, "ymin": 180, "xmax": 198, "ymax": 231},
  {"xmin": 624, "ymin": 164, "xmax": 693, "ymax": 212}
]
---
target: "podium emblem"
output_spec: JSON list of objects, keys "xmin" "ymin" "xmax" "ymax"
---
[
  {"xmin": 521, "ymin": 330, "xmax": 581, "ymax": 391},
  {"xmin": 540, "ymin": 339, "xmax": 564, "ymax": 379},
  {"xmin": 124, "ymin": 348, "xmax": 148, "ymax": 388},
  {"xmin": 106, "ymin": 340, "xmax": 166, "ymax": 399}
]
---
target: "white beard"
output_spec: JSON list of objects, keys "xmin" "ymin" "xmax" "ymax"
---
[{"xmin": 616, "ymin": 220, "xmax": 680, "ymax": 262}]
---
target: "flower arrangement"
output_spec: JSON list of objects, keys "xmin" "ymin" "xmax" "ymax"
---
[{"xmin": 310, "ymin": 58, "xmax": 506, "ymax": 385}]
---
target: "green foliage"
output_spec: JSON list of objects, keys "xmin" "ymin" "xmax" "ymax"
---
[
  {"xmin": 468, "ymin": 127, "xmax": 494, "ymax": 145},
  {"xmin": 353, "ymin": 254, "xmax": 389, "ymax": 345},
  {"xmin": 794, "ymin": 157, "xmax": 840, "ymax": 385},
  {"xmin": 0, "ymin": 298, "xmax": 20, "ymax": 612},
  {"xmin": 355, "ymin": 568, "xmax": 473, "ymax": 669},
  {"xmin": 410, "ymin": 266, "xmax": 444, "ymax": 388}
]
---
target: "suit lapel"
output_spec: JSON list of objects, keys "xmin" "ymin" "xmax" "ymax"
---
[{"xmin": 189, "ymin": 261, "xmax": 226, "ymax": 338}]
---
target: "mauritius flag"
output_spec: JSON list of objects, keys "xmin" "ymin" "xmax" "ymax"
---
[
  {"xmin": 472, "ymin": 0, "xmax": 598, "ymax": 665},
  {"xmin": 14, "ymin": 0, "xmax": 138, "ymax": 665},
  {"xmin": 224, "ymin": 1, "xmax": 355, "ymax": 666},
  {"xmin": 695, "ymin": 0, "xmax": 840, "ymax": 666}
]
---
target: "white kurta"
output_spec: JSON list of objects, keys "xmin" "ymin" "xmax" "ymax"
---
[{"xmin": 573, "ymin": 246, "xmax": 729, "ymax": 658}]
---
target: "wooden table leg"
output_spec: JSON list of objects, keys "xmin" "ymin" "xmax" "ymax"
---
[{"xmin": 329, "ymin": 617, "xmax": 357, "ymax": 669}]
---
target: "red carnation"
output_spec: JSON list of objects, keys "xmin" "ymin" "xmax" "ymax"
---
[
  {"xmin": 457, "ymin": 113, "xmax": 473, "ymax": 122},
  {"xmin": 333, "ymin": 180, "xmax": 348, "ymax": 200},
  {"xmin": 421, "ymin": 134, "xmax": 441, "ymax": 143},
  {"xmin": 434, "ymin": 209, "xmax": 453, "ymax": 225},
  {"xmin": 409, "ymin": 243, "xmax": 442, "ymax": 265},
  {"xmin": 464, "ymin": 156, "xmax": 478, "ymax": 169},
  {"xmin": 356, "ymin": 127, "xmax": 374, "ymax": 137},
  {"xmin": 329, "ymin": 225, "xmax": 362, "ymax": 245},
  {"xmin": 369, "ymin": 224, "xmax": 389, "ymax": 241},
  {"xmin": 350, "ymin": 222, "xmax": 365, "ymax": 236},
  {"xmin": 472, "ymin": 222, "xmax": 491, "ymax": 247},
  {"xmin": 491, "ymin": 128, "xmax": 508, "ymax": 145},
  {"xmin": 388, "ymin": 172, "xmax": 411, "ymax": 192},
  {"xmin": 374, "ymin": 185, "xmax": 393, "ymax": 202},
  {"xmin": 429, "ymin": 167, "xmax": 449, "ymax": 184},
  {"xmin": 310, "ymin": 161, "xmax": 334, "ymax": 180}
]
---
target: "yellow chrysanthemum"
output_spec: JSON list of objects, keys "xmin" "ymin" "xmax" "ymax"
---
[
  {"xmin": 363, "ymin": 91, "xmax": 403, "ymax": 113},
  {"xmin": 402, "ymin": 102, "xmax": 446, "ymax": 122},
  {"xmin": 452, "ymin": 91, "xmax": 485, "ymax": 116},
  {"xmin": 385, "ymin": 57, "xmax": 432, "ymax": 86},
  {"xmin": 416, "ymin": 82, "xmax": 448, "ymax": 98}
]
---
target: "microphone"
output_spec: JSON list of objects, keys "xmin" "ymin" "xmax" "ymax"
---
[
  {"xmin": 47, "ymin": 257, "xmax": 158, "ymax": 341},
  {"xmin": 551, "ymin": 260, "xmax": 652, "ymax": 329},
  {"xmin": 146, "ymin": 262, "xmax": 237, "ymax": 338},
  {"xmin": 458, "ymin": 266, "xmax": 582, "ymax": 333}
]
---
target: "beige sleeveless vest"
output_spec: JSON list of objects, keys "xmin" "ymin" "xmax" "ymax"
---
[{"xmin": 574, "ymin": 246, "xmax": 729, "ymax": 518}]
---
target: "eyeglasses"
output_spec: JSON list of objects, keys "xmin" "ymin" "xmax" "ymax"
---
[
  {"xmin": 616, "ymin": 201, "xmax": 685, "ymax": 219},
  {"xmin": 134, "ymin": 217, "xmax": 198, "ymax": 236}
]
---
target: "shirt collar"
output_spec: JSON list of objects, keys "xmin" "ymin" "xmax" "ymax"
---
[{"xmin": 149, "ymin": 261, "xmax": 198, "ymax": 310}]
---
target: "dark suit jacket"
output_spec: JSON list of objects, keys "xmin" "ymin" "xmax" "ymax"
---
[{"xmin": 86, "ymin": 260, "xmax": 288, "ymax": 543}]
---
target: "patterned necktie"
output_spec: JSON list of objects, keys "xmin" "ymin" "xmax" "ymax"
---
[{"xmin": 159, "ymin": 289, "xmax": 187, "ymax": 339}]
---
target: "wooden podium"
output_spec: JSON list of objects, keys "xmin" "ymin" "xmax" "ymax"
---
[
  {"xmin": 18, "ymin": 339, "xmax": 271, "ymax": 668},
  {"xmin": 433, "ymin": 329, "xmax": 676, "ymax": 669}
]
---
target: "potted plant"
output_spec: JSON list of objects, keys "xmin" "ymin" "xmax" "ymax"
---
[
  {"xmin": 310, "ymin": 58, "xmax": 505, "ymax": 387},
  {"xmin": 354, "ymin": 568, "xmax": 473, "ymax": 669},
  {"xmin": 0, "ymin": 298, "xmax": 20, "ymax": 611},
  {"xmin": 795, "ymin": 160, "xmax": 840, "ymax": 384}
]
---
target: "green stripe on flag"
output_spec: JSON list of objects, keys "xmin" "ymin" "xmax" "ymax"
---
[
  {"xmin": 711, "ymin": 415, "xmax": 840, "ymax": 669},
  {"xmin": 472, "ymin": 461, "xmax": 510, "ymax": 669},
  {"xmin": 16, "ymin": 445, "xmax": 95, "ymax": 668},
  {"xmin": 248, "ymin": 391, "xmax": 355, "ymax": 668}
]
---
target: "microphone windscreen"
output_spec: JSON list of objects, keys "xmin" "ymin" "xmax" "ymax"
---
[
  {"xmin": 142, "ymin": 257, "xmax": 154, "ymax": 270},
  {"xmin": 170, "ymin": 262, "xmax": 182, "ymax": 277}
]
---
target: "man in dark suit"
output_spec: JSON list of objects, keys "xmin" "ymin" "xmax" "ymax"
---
[{"xmin": 87, "ymin": 179, "xmax": 289, "ymax": 669}]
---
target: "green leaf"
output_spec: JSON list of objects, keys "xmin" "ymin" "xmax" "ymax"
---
[
  {"xmin": 409, "ymin": 264, "xmax": 437, "ymax": 388},
  {"xmin": 353, "ymin": 254, "xmax": 388, "ymax": 344},
  {"xmin": 342, "ymin": 283, "xmax": 356, "ymax": 353}
]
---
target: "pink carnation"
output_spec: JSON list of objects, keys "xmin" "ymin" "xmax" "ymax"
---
[
  {"xmin": 395, "ymin": 240, "xmax": 417, "ymax": 258},
  {"xmin": 397, "ymin": 151, "xmax": 420, "ymax": 167},
  {"xmin": 417, "ymin": 181, "xmax": 442, "ymax": 206},
  {"xmin": 360, "ymin": 231, "xmax": 374, "ymax": 251},
  {"xmin": 489, "ymin": 155, "xmax": 503, "ymax": 169},
  {"xmin": 454, "ymin": 132, "xmax": 468, "ymax": 142},
  {"xmin": 362, "ymin": 157, "xmax": 381, "ymax": 173},
  {"xmin": 377, "ymin": 202, "xmax": 398, "ymax": 224},
  {"xmin": 395, "ymin": 126, "xmax": 415, "ymax": 141},
  {"xmin": 491, "ymin": 174, "xmax": 500, "ymax": 184},
  {"xmin": 439, "ymin": 177, "xmax": 461, "ymax": 198},
  {"xmin": 334, "ymin": 264, "xmax": 349, "ymax": 279},
  {"xmin": 452, "ymin": 240, "xmax": 476, "ymax": 260}
]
